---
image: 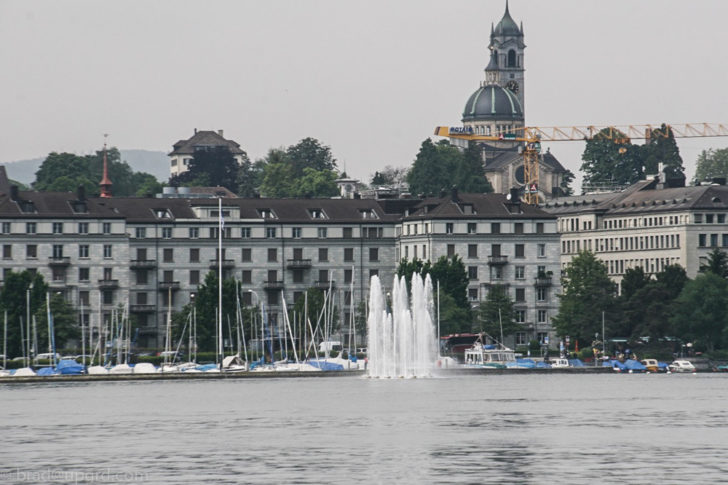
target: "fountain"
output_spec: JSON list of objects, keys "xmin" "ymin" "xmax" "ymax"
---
[{"xmin": 367, "ymin": 273, "xmax": 437, "ymax": 378}]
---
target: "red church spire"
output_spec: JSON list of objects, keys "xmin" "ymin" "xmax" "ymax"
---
[{"xmin": 99, "ymin": 134, "xmax": 113, "ymax": 198}]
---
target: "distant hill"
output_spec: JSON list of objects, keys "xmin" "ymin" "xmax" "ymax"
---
[{"xmin": 1, "ymin": 149, "xmax": 169, "ymax": 186}]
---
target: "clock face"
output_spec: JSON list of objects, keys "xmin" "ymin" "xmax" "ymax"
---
[{"xmin": 506, "ymin": 80, "xmax": 519, "ymax": 94}]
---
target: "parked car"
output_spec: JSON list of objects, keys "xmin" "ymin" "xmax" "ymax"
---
[{"xmin": 669, "ymin": 360, "xmax": 696, "ymax": 373}]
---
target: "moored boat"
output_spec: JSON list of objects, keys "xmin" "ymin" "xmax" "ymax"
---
[{"xmin": 463, "ymin": 340, "xmax": 516, "ymax": 369}]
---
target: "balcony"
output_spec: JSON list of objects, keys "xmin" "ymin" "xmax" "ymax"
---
[
  {"xmin": 130, "ymin": 304, "xmax": 156, "ymax": 313},
  {"xmin": 314, "ymin": 280, "xmax": 336, "ymax": 290},
  {"xmin": 487, "ymin": 255, "xmax": 508, "ymax": 266},
  {"xmin": 535, "ymin": 275, "xmax": 553, "ymax": 287},
  {"xmin": 98, "ymin": 279, "xmax": 119, "ymax": 289},
  {"xmin": 49, "ymin": 279, "xmax": 67, "ymax": 288},
  {"xmin": 209, "ymin": 259, "xmax": 235, "ymax": 269},
  {"xmin": 263, "ymin": 280, "xmax": 284, "ymax": 290},
  {"xmin": 130, "ymin": 259, "xmax": 157, "ymax": 269},
  {"xmin": 48, "ymin": 256, "xmax": 71, "ymax": 267},
  {"xmin": 158, "ymin": 281, "xmax": 180, "ymax": 291},
  {"xmin": 137, "ymin": 326, "xmax": 158, "ymax": 336},
  {"xmin": 286, "ymin": 258, "xmax": 312, "ymax": 270}
]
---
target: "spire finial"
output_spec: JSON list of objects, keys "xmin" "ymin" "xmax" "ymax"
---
[{"xmin": 99, "ymin": 133, "xmax": 113, "ymax": 198}]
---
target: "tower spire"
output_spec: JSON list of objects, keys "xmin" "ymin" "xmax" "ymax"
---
[{"xmin": 99, "ymin": 134, "xmax": 113, "ymax": 198}]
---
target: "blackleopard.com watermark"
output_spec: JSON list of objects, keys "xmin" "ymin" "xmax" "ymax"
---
[{"xmin": 1, "ymin": 468, "xmax": 148, "ymax": 483}]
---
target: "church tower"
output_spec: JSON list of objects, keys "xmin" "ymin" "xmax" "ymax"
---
[{"xmin": 489, "ymin": 0, "xmax": 525, "ymax": 111}]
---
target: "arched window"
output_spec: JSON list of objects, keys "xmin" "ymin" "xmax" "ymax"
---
[{"xmin": 508, "ymin": 50, "xmax": 517, "ymax": 67}]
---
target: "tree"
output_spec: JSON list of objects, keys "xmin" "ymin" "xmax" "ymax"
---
[
  {"xmin": 0, "ymin": 270, "xmax": 49, "ymax": 358},
  {"xmin": 641, "ymin": 124, "xmax": 684, "ymax": 178},
  {"xmin": 671, "ymin": 272, "xmax": 728, "ymax": 351},
  {"xmin": 36, "ymin": 293, "xmax": 80, "ymax": 352},
  {"xmin": 257, "ymin": 140, "xmax": 340, "ymax": 198},
  {"xmin": 237, "ymin": 159, "xmax": 266, "ymax": 197},
  {"xmin": 370, "ymin": 165, "xmax": 408, "ymax": 187},
  {"xmin": 286, "ymin": 137, "xmax": 337, "ymax": 174},
  {"xmin": 620, "ymin": 266, "xmax": 650, "ymax": 300},
  {"xmin": 296, "ymin": 167, "xmax": 339, "ymax": 198},
  {"xmin": 694, "ymin": 147, "xmax": 728, "ymax": 183},
  {"xmin": 476, "ymin": 285, "xmax": 518, "ymax": 339},
  {"xmin": 700, "ymin": 248, "xmax": 728, "ymax": 278},
  {"xmin": 559, "ymin": 169, "xmax": 575, "ymax": 196},
  {"xmin": 169, "ymin": 146, "xmax": 244, "ymax": 193},
  {"xmin": 191, "ymin": 271, "xmax": 242, "ymax": 351},
  {"xmin": 552, "ymin": 250, "xmax": 617, "ymax": 343},
  {"xmin": 407, "ymin": 139, "xmax": 492, "ymax": 196},
  {"xmin": 34, "ymin": 148, "xmax": 162, "ymax": 197},
  {"xmin": 259, "ymin": 161, "xmax": 296, "ymax": 198},
  {"xmin": 581, "ymin": 129, "xmax": 643, "ymax": 187}
]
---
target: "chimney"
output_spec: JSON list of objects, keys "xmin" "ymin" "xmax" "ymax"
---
[
  {"xmin": 77, "ymin": 185, "xmax": 86, "ymax": 201},
  {"xmin": 451, "ymin": 186, "xmax": 459, "ymax": 201},
  {"xmin": 353, "ymin": 192, "xmax": 361, "ymax": 199},
  {"xmin": 10, "ymin": 185, "xmax": 19, "ymax": 201},
  {"xmin": 194, "ymin": 128, "xmax": 197, "ymax": 134},
  {"xmin": 439, "ymin": 189, "xmax": 446, "ymax": 198},
  {"xmin": 218, "ymin": 129, "xmax": 224, "ymax": 137},
  {"xmin": 509, "ymin": 187, "xmax": 520, "ymax": 203}
]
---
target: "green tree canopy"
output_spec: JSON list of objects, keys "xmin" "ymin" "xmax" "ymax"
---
[
  {"xmin": 700, "ymin": 248, "xmax": 728, "ymax": 278},
  {"xmin": 169, "ymin": 146, "xmax": 245, "ymax": 193},
  {"xmin": 476, "ymin": 285, "xmax": 519, "ymax": 340},
  {"xmin": 671, "ymin": 272, "xmax": 728, "ymax": 351},
  {"xmin": 552, "ymin": 250, "xmax": 617, "ymax": 343},
  {"xmin": 694, "ymin": 147, "xmax": 728, "ymax": 183},
  {"xmin": 641, "ymin": 124, "xmax": 684, "ymax": 178},
  {"xmin": 581, "ymin": 129, "xmax": 643, "ymax": 187},
  {"xmin": 407, "ymin": 139, "xmax": 492, "ymax": 196},
  {"xmin": 191, "ymin": 271, "xmax": 243, "ymax": 351},
  {"xmin": 0, "ymin": 270, "xmax": 49, "ymax": 358},
  {"xmin": 34, "ymin": 148, "xmax": 162, "ymax": 197},
  {"xmin": 258, "ymin": 139, "xmax": 340, "ymax": 198}
]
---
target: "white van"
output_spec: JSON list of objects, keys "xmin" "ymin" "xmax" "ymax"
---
[{"xmin": 318, "ymin": 341, "xmax": 342, "ymax": 353}]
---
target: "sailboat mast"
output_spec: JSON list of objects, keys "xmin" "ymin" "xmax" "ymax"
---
[
  {"xmin": 218, "ymin": 196, "xmax": 223, "ymax": 370},
  {"xmin": 3, "ymin": 311, "xmax": 7, "ymax": 370},
  {"xmin": 80, "ymin": 300, "xmax": 85, "ymax": 367}
]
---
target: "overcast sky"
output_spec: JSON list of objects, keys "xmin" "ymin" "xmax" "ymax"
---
[{"xmin": 2, "ymin": 0, "xmax": 727, "ymax": 190}]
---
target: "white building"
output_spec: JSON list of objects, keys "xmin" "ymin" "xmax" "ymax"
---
[{"xmin": 168, "ymin": 129, "xmax": 247, "ymax": 177}]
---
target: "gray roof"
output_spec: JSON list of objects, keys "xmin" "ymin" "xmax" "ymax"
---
[
  {"xmin": 403, "ymin": 192, "xmax": 555, "ymax": 221},
  {"xmin": 169, "ymin": 130, "xmax": 244, "ymax": 156},
  {"xmin": 541, "ymin": 178, "xmax": 728, "ymax": 216},
  {"xmin": 482, "ymin": 145, "xmax": 567, "ymax": 173}
]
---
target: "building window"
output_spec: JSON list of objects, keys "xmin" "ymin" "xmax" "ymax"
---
[
  {"xmin": 468, "ymin": 288, "xmax": 479, "ymax": 302},
  {"xmin": 136, "ymin": 270, "xmax": 147, "ymax": 285},
  {"xmin": 293, "ymin": 269, "xmax": 303, "ymax": 283},
  {"xmin": 369, "ymin": 269, "xmax": 379, "ymax": 278},
  {"xmin": 538, "ymin": 243, "xmax": 546, "ymax": 257},
  {"xmin": 536, "ymin": 222, "xmax": 544, "ymax": 234},
  {"xmin": 537, "ymin": 287, "xmax": 547, "ymax": 302},
  {"xmin": 491, "ymin": 223, "xmax": 500, "ymax": 234},
  {"xmin": 102, "ymin": 222, "xmax": 111, "ymax": 234},
  {"xmin": 79, "ymin": 291, "xmax": 90, "ymax": 306},
  {"xmin": 103, "ymin": 290, "xmax": 113, "ymax": 305},
  {"xmin": 26, "ymin": 222, "xmax": 36, "ymax": 234},
  {"xmin": 291, "ymin": 227, "xmax": 301, "ymax": 238},
  {"xmin": 162, "ymin": 270, "xmax": 173, "ymax": 283},
  {"xmin": 467, "ymin": 223, "xmax": 476, "ymax": 234},
  {"xmin": 239, "ymin": 227, "xmax": 250, "ymax": 239},
  {"xmin": 447, "ymin": 244, "xmax": 455, "ymax": 257},
  {"xmin": 75, "ymin": 222, "xmax": 88, "ymax": 234},
  {"xmin": 242, "ymin": 248, "xmax": 251, "ymax": 262},
  {"xmin": 344, "ymin": 269, "xmax": 353, "ymax": 283},
  {"xmin": 468, "ymin": 244, "xmax": 477, "ymax": 258},
  {"xmin": 268, "ymin": 248, "xmax": 277, "ymax": 262},
  {"xmin": 318, "ymin": 227, "xmax": 327, "ymax": 238},
  {"xmin": 344, "ymin": 248, "xmax": 354, "ymax": 262},
  {"xmin": 135, "ymin": 227, "xmax": 146, "ymax": 238},
  {"xmin": 516, "ymin": 310, "xmax": 525, "ymax": 323},
  {"xmin": 52, "ymin": 222, "xmax": 63, "ymax": 234},
  {"xmin": 515, "ymin": 244, "xmax": 525, "ymax": 258},
  {"xmin": 189, "ymin": 227, "xmax": 199, "ymax": 239},
  {"xmin": 240, "ymin": 270, "xmax": 252, "ymax": 284},
  {"xmin": 189, "ymin": 248, "xmax": 199, "ymax": 263},
  {"xmin": 711, "ymin": 234, "xmax": 719, "ymax": 247},
  {"xmin": 189, "ymin": 270, "xmax": 199, "ymax": 285},
  {"xmin": 446, "ymin": 223, "xmax": 454, "ymax": 234},
  {"xmin": 699, "ymin": 234, "xmax": 706, "ymax": 247},
  {"xmin": 369, "ymin": 248, "xmax": 379, "ymax": 262},
  {"xmin": 1, "ymin": 222, "xmax": 10, "ymax": 234},
  {"xmin": 538, "ymin": 310, "xmax": 547, "ymax": 323},
  {"xmin": 343, "ymin": 227, "xmax": 353, "ymax": 239},
  {"xmin": 468, "ymin": 266, "xmax": 478, "ymax": 280},
  {"xmin": 79, "ymin": 245, "xmax": 89, "ymax": 258},
  {"xmin": 162, "ymin": 227, "xmax": 172, "ymax": 239},
  {"xmin": 515, "ymin": 288, "xmax": 525, "ymax": 302},
  {"xmin": 101, "ymin": 244, "xmax": 111, "ymax": 259},
  {"xmin": 2, "ymin": 244, "xmax": 11, "ymax": 259},
  {"xmin": 514, "ymin": 223, "xmax": 524, "ymax": 235},
  {"xmin": 319, "ymin": 269, "xmax": 329, "ymax": 282},
  {"xmin": 266, "ymin": 227, "xmax": 277, "ymax": 239},
  {"xmin": 515, "ymin": 332, "xmax": 527, "ymax": 346},
  {"xmin": 52, "ymin": 244, "xmax": 64, "ymax": 259},
  {"xmin": 163, "ymin": 248, "xmax": 174, "ymax": 263},
  {"xmin": 319, "ymin": 248, "xmax": 328, "ymax": 262},
  {"xmin": 515, "ymin": 266, "xmax": 525, "ymax": 279}
]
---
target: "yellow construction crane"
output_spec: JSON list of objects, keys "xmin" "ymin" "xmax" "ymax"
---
[{"xmin": 434, "ymin": 123, "xmax": 728, "ymax": 205}]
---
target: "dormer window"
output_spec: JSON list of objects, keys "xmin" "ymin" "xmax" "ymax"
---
[
  {"xmin": 258, "ymin": 209, "xmax": 276, "ymax": 219},
  {"xmin": 18, "ymin": 201, "xmax": 36, "ymax": 214},
  {"xmin": 360, "ymin": 209, "xmax": 378, "ymax": 220},
  {"xmin": 70, "ymin": 201, "xmax": 88, "ymax": 214},
  {"xmin": 309, "ymin": 209, "xmax": 327, "ymax": 220},
  {"xmin": 154, "ymin": 209, "xmax": 172, "ymax": 219},
  {"xmin": 461, "ymin": 204, "xmax": 475, "ymax": 215}
]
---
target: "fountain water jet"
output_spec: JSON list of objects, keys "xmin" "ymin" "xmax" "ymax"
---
[{"xmin": 367, "ymin": 273, "xmax": 437, "ymax": 378}]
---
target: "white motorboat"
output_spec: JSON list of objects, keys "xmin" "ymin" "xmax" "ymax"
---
[{"xmin": 668, "ymin": 360, "xmax": 696, "ymax": 373}]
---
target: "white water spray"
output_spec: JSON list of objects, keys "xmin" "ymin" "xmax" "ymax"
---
[{"xmin": 367, "ymin": 273, "xmax": 437, "ymax": 378}]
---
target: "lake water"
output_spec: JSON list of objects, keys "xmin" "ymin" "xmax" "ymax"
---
[{"xmin": 1, "ymin": 373, "xmax": 727, "ymax": 484}]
